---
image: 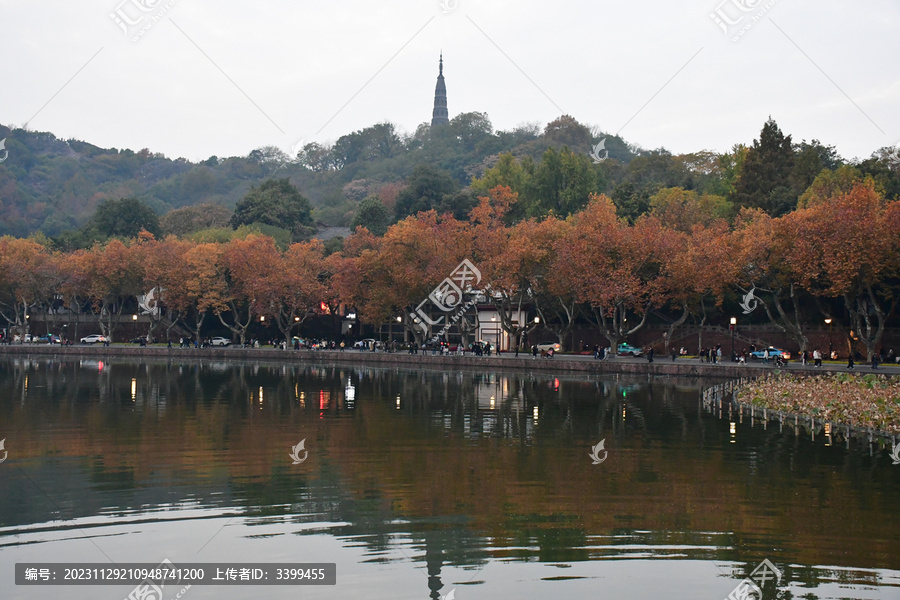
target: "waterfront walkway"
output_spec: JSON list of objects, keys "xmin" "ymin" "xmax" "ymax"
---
[{"xmin": 2, "ymin": 344, "xmax": 898, "ymax": 378}]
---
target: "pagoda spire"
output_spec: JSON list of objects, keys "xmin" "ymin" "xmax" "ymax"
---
[{"xmin": 431, "ymin": 53, "xmax": 449, "ymax": 126}]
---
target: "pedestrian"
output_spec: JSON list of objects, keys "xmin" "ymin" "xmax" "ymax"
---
[
  {"xmin": 647, "ymin": 347, "xmax": 654, "ymax": 363},
  {"xmin": 763, "ymin": 348, "xmax": 769, "ymax": 364},
  {"xmin": 872, "ymin": 352, "xmax": 879, "ymax": 370},
  {"xmin": 847, "ymin": 354, "xmax": 855, "ymax": 370},
  {"xmin": 716, "ymin": 346, "xmax": 722, "ymax": 363},
  {"xmin": 532, "ymin": 345, "xmax": 538, "ymax": 360},
  {"xmin": 801, "ymin": 350, "xmax": 807, "ymax": 366}
]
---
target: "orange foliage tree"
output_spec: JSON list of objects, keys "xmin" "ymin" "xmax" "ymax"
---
[
  {"xmin": 260, "ymin": 240, "xmax": 328, "ymax": 348},
  {"xmin": 81, "ymin": 239, "xmax": 145, "ymax": 342},
  {"xmin": 217, "ymin": 235, "xmax": 282, "ymax": 345},
  {"xmin": 0, "ymin": 237, "xmax": 59, "ymax": 337},
  {"xmin": 782, "ymin": 182, "xmax": 900, "ymax": 360},
  {"xmin": 557, "ymin": 194, "xmax": 679, "ymax": 351}
]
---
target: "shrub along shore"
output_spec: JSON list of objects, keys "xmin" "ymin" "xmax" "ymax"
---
[{"xmin": 736, "ymin": 372, "xmax": 900, "ymax": 435}]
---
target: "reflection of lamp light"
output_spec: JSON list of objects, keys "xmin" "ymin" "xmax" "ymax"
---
[{"xmin": 729, "ymin": 421, "xmax": 737, "ymax": 443}]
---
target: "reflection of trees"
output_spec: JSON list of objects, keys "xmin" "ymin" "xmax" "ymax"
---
[{"xmin": 1, "ymin": 359, "xmax": 898, "ymax": 575}]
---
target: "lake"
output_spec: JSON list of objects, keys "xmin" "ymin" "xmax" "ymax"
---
[{"xmin": 0, "ymin": 356, "xmax": 898, "ymax": 599}]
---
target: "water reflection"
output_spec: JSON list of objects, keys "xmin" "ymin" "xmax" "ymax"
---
[{"xmin": 0, "ymin": 358, "xmax": 898, "ymax": 600}]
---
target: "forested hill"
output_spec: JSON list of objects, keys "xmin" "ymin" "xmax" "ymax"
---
[
  {"xmin": 0, "ymin": 115, "xmax": 897, "ymax": 240},
  {"xmin": 0, "ymin": 115, "xmax": 625, "ymax": 237}
]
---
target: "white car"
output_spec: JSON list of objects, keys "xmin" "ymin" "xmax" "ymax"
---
[
  {"xmin": 210, "ymin": 337, "xmax": 231, "ymax": 347},
  {"xmin": 535, "ymin": 342, "xmax": 561, "ymax": 353},
  {"xmin": 80, "ymin": 334, "xmax": 108, "ymax": 344}
]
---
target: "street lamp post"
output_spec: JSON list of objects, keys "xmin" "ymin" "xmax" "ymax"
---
[
  {"xmin": 824, "ymin": 318, "xmax": 833, "ymax": 357},
  {"xmin": 730, "ymin": 317, "xmax": 737, "ymax": 362}
]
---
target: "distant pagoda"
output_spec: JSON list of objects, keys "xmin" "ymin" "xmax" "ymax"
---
[{"xmin": 431, "ymin": 53, "xmax": 449, "ymax": 126}]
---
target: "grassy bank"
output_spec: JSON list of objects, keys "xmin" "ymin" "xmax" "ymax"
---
[{"xmin": 737, "ymin": 372, "xmax": 900, "ymax": 435}]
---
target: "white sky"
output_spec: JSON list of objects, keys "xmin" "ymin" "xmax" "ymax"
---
[{"xmin": 2, "ymin": 0, "xmax": 898, "ymax": 163}]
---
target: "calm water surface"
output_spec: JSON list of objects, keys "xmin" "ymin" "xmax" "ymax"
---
[{"xmin": 0, "ymin": 356, "xmax": 898, "ymax": 600}]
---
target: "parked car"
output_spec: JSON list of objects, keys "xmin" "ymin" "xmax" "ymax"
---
[
  {"xmin": 80, "ymin": 334, "xmax": 108, "ymax": 344},
  {"xmin": 535, "ymin": 342, "xmax": 561, "ymax": 353},
  {"xmin": 210, "ymin": 337, "xmax": 231, "ymax": 347},
  {"xmin": 617, "ymin": 343, "xmax": 643, "ymax": 357},
  {"xmin": 39, "ymin": 334, "xmax": 61, "ymax": 344},
  {"xmin": 750, "ymin": 346, "xmax": 791, "ymax": 360}
]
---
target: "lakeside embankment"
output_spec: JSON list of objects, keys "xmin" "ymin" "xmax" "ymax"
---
[{"xmin": 3, "ymin": 344, "xmax": 898, "ymax": 378}]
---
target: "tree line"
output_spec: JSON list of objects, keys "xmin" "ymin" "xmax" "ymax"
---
[
  {"xmin": 2, "ymin": 115, "xmax": 897, "ymax": 247},
  {"xmin": 1, "ymin": 172, "xmax": 897, "ymax": 361}
]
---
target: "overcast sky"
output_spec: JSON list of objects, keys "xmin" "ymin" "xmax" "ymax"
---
[{"xmin": 2, "ymin": 0, "xmax": 898, "ymax": 163}]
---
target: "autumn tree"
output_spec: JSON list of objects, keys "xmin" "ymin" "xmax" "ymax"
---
[
  {"xmin": 730, "ymin": 208, "xmax": 817, "ymax": 353},
  {"xmin": 260, "ymin": 240, "xmax": 328, "ymax": 347},
  {"xmin": 182, "ymin": 242, "xmax": 228, "ymax": 342},
  {"xmin": 648, "ymin": 187, "xmax": 733, "ymax": 232},
  {"xmin": 217, "ymin": 235, "xmax": 283, "ymax": 344},
  {"xmin": 782, "ymin": 182, "xmax": 900, "ymax": 361},
  {"xmin": 0, "ymin": 237, "xmax": 59, "ymax": 337},
  {"xmin": 517, "ymin": 216, "xmax": 574, "ymax": 350},
  {"xmin": 133, "ymin": 234, "xmax": 195, "ymax": 342},
  {"xmin": 81, "ymin": 239, "xmax": 145, "ymax": 341},
  {"xmin": 556, "ymin": 195, "xmax": 677, "ymax": 351}
]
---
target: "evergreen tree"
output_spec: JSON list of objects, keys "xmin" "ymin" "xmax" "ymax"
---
[
  {"xmin": 92, "ymin": 197, "xmax": 161, "ymax": 239},
  {"xmin": 731, "ymin": 118, "xmax": 796, "ymax": 216},
  {"xmin": 231, "ymin": 178, "xmax": 314, "ymax": 237},
  {"xmin": 350, "ymin": 196, "xmax": 391, "ymax": 236}
]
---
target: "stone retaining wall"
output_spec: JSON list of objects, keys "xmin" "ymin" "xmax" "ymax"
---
[{"xmin": 0, "ymin": 345, "xmax": 803, "ymax": 378}]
